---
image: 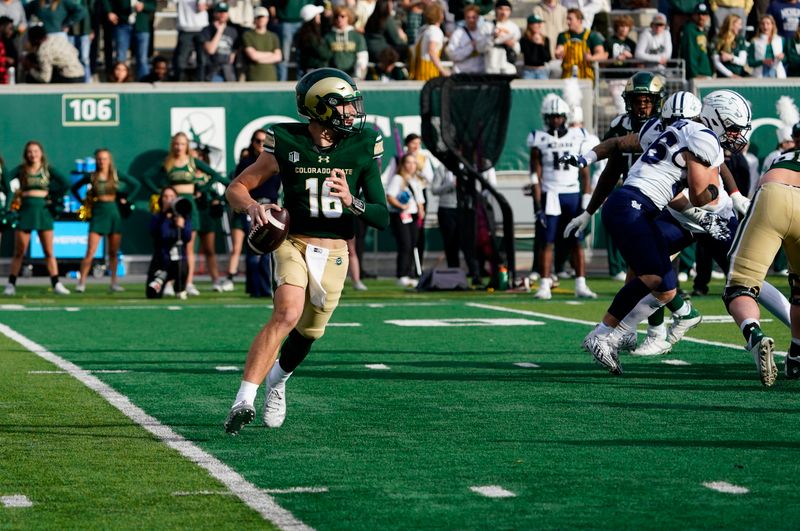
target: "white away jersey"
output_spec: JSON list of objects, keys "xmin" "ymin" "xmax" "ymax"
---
[
  {"xmin": 527, "ymin": 128, "xmax": 595, "ymax": 193},
  {"xmin": 625, "ymin": 119, "xmax": 724, "ymax": 209}
]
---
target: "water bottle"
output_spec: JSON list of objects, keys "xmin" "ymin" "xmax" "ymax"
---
[
  {"xmin": 7, "ymin": 66, "xmax": 15, "ymax": 85},
  {"xmin": 498, "ymin": 265, "xmax": 509, "ymax": 291},
  {"xmin": 571, "ymin": 65, "xmax": 579, "ymax": 78}
]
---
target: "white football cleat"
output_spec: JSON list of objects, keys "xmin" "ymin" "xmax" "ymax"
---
[
  {"xmin": 211, "ymin": 281, "xmax": 224, "ymax": 293},
  {"xmin": 162, "ymin": 283, "xmax": 175, "ymax": 297},
  {"xmin": 353, "ymin": 280, "xmax": 368, "ymax": 291},
  {"xmin": 220, "ymin": 278, "xmax": 235, "ymax": 292},
  {"xmin": 612, "ymin": 271, "xmax": 627, "ymax": 282},
  {"xmin": 748, "ymin": 333, "xmax": 776, "ymax": 387},
  {"xmin": 224, "ymin": 400, "xmax": 255, "ymax": 435},
  {"xmin": 263, "ymin": 382, "xmax": 287, "ymax": 428},
  {"xmin": 631, "ymin": 329, "xmax": 672, "ymax": 356},
  {"xmin": 74, "ymin": 284, "xmax": 86, "ymax": 293},
  {"xmin": 53, "ymin": 282, "xmax": 70, "ymax": 295},
  {"xmin": 3, "ymin": 283, "xmax": 16, "ymax": 296},
  {"xmin": 109, "ymin": 284, "xmax": 125, "ymax": 293},
  {"xmin": 617, "ymin": 330, "xmax": 638, "ymax": 352},
  {"xmin": 582, "ymin": 327, "xmax": 622, "ymax": 375},
  {"xmin": 667, "ymin": 310, "xmax": 702, "ymax": 344},
  {"xmin": 533, "ymin": 283, "xmax": 551, "ymax": 300},
  {"xmin": 575, "ymin": 284, "xmax": 597, "ymax": 299},
  {"xmin": 186, "ymin": 284, "xmax": 200, "ymax": 296}
]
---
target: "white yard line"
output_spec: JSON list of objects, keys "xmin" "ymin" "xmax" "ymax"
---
[
  {"xmin": 215, "ymin": 366, "xmax": 240, "ymax": 372},
  {"xmin": 703, "ymin": 481, "xmax": 749, "ymax": 494},
  {"xmin": 364, "ymin": 364, "xmax": 391, "ymax": 370},
  {"xmin": 1, "ymin": 495, "xmax": 33, "ymax": 508},
  {"xmin": 0, "ymin": 323, "xmax": 313, "ymax": 531},
  {"xmin": 513, "ymin": 362, "xmax": 540, "ymax": 368},
  {"xmin": 661, "ymin": 359, "xmax": 691, "ymax": 366},
  {"xmin": 469, "ymin": 485, "xmax": 516, "ymax": 498}
]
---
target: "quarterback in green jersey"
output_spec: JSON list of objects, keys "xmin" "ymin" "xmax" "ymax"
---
[
  {"xmin": 726, "ymin": 146, "xmax": 800, "ymax": 386},
  {"xmin": 224, "ymin": 68, "xmax": 389, "ymax": 435}
]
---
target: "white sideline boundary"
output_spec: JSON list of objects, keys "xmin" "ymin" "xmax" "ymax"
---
[{"xmin": 0, "ymin": 323, "xmax": 313, "ymax": 531}]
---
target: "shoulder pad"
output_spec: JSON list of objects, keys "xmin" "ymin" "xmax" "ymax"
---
[{"xmin": 687, "ymin": 128, "xmax": 724, "ymax": 167}]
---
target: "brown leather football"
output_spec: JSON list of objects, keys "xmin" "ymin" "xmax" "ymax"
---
[{"xmin": 247, "ymin": 208, "xmax": 290, "ymax": 254}]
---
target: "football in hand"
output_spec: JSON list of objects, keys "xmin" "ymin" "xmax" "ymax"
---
[{"xmin": 247, "ymin": 208, "xmax": 290, "ymax": 255}]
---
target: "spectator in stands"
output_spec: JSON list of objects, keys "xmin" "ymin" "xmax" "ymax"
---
[
  {"xmin": 270, "ymin": 0, "xmax": 310, "ymax": 81},
  {"xmin": 710, "ymin": 0, "xmax": 748, "ymax": 35},
  {"xmin": 605, "ymin": 15, "xmax": 635, "ymax": 64},
  {"xmin": 140, "ymin": 54, "xmax": 172, "ymax": 81},
  {"xmin": 768, "ymin": 0, "xmax": 799, "ymax": 41},
  {"xmin": 554, "ymin": 8, "xmax": 606, "ymax": 80},
  {"xmin": 430, "ymin": 164, "xmax": 460, "ymax": 270},
  {"xmin": 634, "ymin": 13, "xmax": 671, "ymax": 67},
  {"xmin": 533, "ymin": 0, "xmax": 567, "ymax": 59},
  {"xmin": 108, "ymin": 60, "xmax": 133, "ymax": 81},
  {"xmin": 445, "ymin": 5, "xmax": 490, "ymax": 74},
  {"xmin": 368, "ymin": 45, "xmax": 409, "ymax": 79},
  {"xmin": 103, "ymin": 0, "xmax": 156, "ymax": 80},
  {"xmin": 679, "ymin": 2, "xmax": 713, "ymax": 79},
  {"xmin": 448, "ymin": 0, "xmax": 492, "ymax": 22},
  {"xmin": 242, "ymin": 6, "xmax": 281, "ymax": 81},
  {"xmin": 227, "ymin": 0, "xmax": 255, "ymax": 29},
  {"xmin": 70, "ymin": 0, "xmax": 92, "ymax": 82},
  {"xmin": 354, "ymin": 0, "xmax": 376, "ymax": 33},
  {"xmin": 667, "ymin": 0, "xmax": 701, "ymax": 58},
  {"xmin": 23, "ymin": 26, "xmax": 85, "ymax": 82},
  {"xmin": 787, "ymin": 27, "xmax": 800, "ymax": 76},
  {"xmin": 386, "ymin": 153, "xmax": 425, "ymax": 288},
  {"xmin": 712, "ymin": 13, "xmax": 748, "ymax": 77},
  {"xmin": 486, "ymin": 0, "xmax": 520, "ymax": 75},
  {"xmin": 25, "ymin": 0, "xmax": 85, "ymax": 37},
  {"xmin": 0, "ymin": 0, "xmax": 26, "ymax": 35},
  {"xmin": 201, "ymin": 1, "xmax": 240, "ymax": 81},
  {"xmin": 748, "ymin": 14, "xmax": 786, "ymax": 78},
  {"xmin": 293, "ymin": 4, "xmax": 331, "ymax": 77},
  {"xmin": 409, "ymin": 2, "xmax": 447, "ymax": 79},
  {"xmin": 325, "ymin": 6, "xmax": 368, "ymax": 79},
  {"xmin": 364, "ymin": 0, "xmax": 407, "ymax": 63},
  {"xmin": 560, "ymin": 0, "xmax": 607, "ymax": 30},
  {"xmin": 0, "ymin": 26, "xmax": 6, "ymax": 84},
  {"xmin": 0, "ymin": 16, "xmax": 16, "ymax": 81},
  {"xmin": 145, "ymin": 186, "xmax": 192, "ymax": 299},
  {"xmin": 520, "ymin": 14, "xmax": 551, "ymax": 79},
  {"xmin": 174, "ymin": 0, "xmax": 209, "ymax": 81},
  {"xmin": 402, "ymin": 0, "xmax": 423, "ymax": 46},
  {"xmin": 762, "ymin": 126, "xmax": 795, "ymax": 170}
]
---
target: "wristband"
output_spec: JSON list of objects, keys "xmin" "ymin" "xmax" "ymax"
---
[
  {"xmin": 529, "ymin": 172, "xmax": 539, "ymax": 185},
  {"xmin": 347, "ymin": 197, "xmax": 366, "ymax": 216},
  {"xmin": 582, "ymin": 150, "xmax": 598, "ymax": 166}
]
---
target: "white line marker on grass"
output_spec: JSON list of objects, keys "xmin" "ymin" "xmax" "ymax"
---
[
  {"xmin": 661, "ymin": 359, "xmax": 691, "ymax": 366},
  {"xmin": 514, "ymin": 362, "xmax": 540, "ymax": 368},
  {"xmin": 703, "ymin": 481, "xmax": 749, "ymax": 494},
  {"xmin": 167, "ymin": 306, "xmax": 182, "ymax": 311},
  {"xmin": 173, "ymin": 487, "xmax": 328, "ymax": 496},
  {"xmin": 215, "ymin": 366, "xmax": 239, "ymax": 372},
  {"xmin": 365, "ymin": 364, "xmax": 390, "ymax": 370},
  {"xmin": 564, "ymin": 301, "xmax": 583, "ymax": 306},
  {"xmin": 1, "ymin": 495, "xmax": 33, "ymax": 508},
  {"xmin": 470, "ymin": 485, "xmax": 516, "ymax": 498},
  {"xmin": 65, "ymin": 307, "xmax": 80, "ymax": 312},
  {"xmin": 326, "ymin": 323, "xmax": 361, "ymax": 327},
  {"xmin": 0, "ymin": 323, "xmax": 313, "ymax": 531},
  {"xmin": 29, "ymin": 370, "xmax": 130, "ymax": 374}
]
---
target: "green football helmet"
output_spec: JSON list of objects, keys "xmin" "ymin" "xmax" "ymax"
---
[
  {"xmin": 623, "ymin": 71, "xmax": 666, "ymax": 127},
  {"xmin": 295, "ymin": 68, "xmax": 366, "ymax": 136}
]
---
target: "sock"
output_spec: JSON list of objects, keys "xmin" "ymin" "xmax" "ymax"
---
[
  {"xmin": 596, "ymin": 322, "xmax": 615, "ymax": 337},
  {"xmin": 50, "ymin": 276, "xmax": 60, "ymax": 288},
  {"xmin": 648, "ymin": 306, "xmax": 665, "ymax": 326},
  {"xmin": 670, "ymin": 297, "xmax": 690, "ymax": 317},
  {"xmin": 227, "ymin": 272, "xmax": 235, "ymax": 280},
  {"xmin": 740, "ymin": 319, "xmax": 761, "ymax": 343},
  {"xmin": 575, "ymin": 276, "xmax": 587, "ymax": 288},
  {"xmin": 233, "ymin": 380, "xmax": 260, "ymax": 406},
  {"xmin": 8, "ymin": 275, "xmax": 16, "ymax": 286},
  {"xmin": 266, "ymin": 361, "xmax": 292, "ymax": 390},
  {"xmin": 648, "ymin": 323, "xmax": 667, "ymax": 340},
  {"xmin": 612, "ymin": 294, "xmax": 665, "ymax": 341},
  {"xmin": 758, "ymin": 281, "xmax": 792, "ymax": 328},
  {"xmin": 608, "ymin": 277, "xmax": 652, "ymax": 321},
  {"xmin": 540, "ymin": 277, "xmax": 552, "ymax": 289},
  {"xmin": 790, "ymin": 339, "xmax": 800, "ymax": 358}
]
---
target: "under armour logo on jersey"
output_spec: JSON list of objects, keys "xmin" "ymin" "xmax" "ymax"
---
[
  {"xmin": 318, "ymin": 155, "xmax": 330, "ymax": 163},
  {"xmin": 631, "ymin": 200, "xmax": 641, "ymax": 210},
  {"xmin": 289, "ymin": 151, "xmax": 299, "ymax": 163}
]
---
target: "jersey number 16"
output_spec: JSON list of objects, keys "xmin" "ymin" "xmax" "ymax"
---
[{"xmin": 306, "ymin": 178, "xmax": 343, "ymax": 218}]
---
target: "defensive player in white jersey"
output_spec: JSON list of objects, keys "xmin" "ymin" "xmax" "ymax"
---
[
  {"xmin": 572, "ymin": 90, "xmax": 752, "ymax": 374},
  {"xmin": 526, "ymin": 94, "xmax": 596, "ymax": 299},
  {"xmin": 567, "ymin": 91, "xmax": 790, "ymax": 361}
]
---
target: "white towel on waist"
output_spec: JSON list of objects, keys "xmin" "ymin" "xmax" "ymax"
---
[
  {"xmin": 305, "ymin": 244, "xmax": 330, "ymax": 309},
  {"xmin": 544, "ymin": 192, "xmax": 561, "ymax": 216}
]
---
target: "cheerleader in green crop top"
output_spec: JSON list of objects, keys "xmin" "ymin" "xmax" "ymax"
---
[
  {"xmin": 191, "ymin": 145, "xmax": 230, "ymax": 292},
  {"xmin": 144, "ymin": 132, "xmax": 223, "ymax": 296},
  {"xmin": 71, "ymin": 148, "xmax": 141, "ymax": 293},
  {"xmin": 2, "ymin": 141, "xmax": 71, "ymax": 296}
]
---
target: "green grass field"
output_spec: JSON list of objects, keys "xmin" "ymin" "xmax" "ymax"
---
[{"xmin": 1, "ymin": 277, "xmax": 798, "ymax": 530}]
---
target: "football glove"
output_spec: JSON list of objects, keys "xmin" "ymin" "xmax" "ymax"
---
[
  {"xmin": 559, "ymin": 154, "xmax": 588, "ymax": 169},
  {"xmin": 730, "ymin": 191, "xmax": 750, "ymax": 218},
  {"xmin": 683, "ymin": 207, "xmax": 731, "ymax": 241},
  {"xmin": 564, "ymin": 211, "xmax": 591, "ymax": 238},
  {"xmin": 535, "ymin": 210, "xmax": 547, "ymax": 229}
]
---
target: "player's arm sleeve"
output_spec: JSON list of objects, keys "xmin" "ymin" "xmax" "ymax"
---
[
  {"xmin": 70, "ymin": 174, "xmax": 90, "ymax": 201},
  {"xmin": 357, "ymin": 135, "xmax": 389, "ymax": 230},
  {"xmin": 119, "ymin": 172, "xmax": 141, "ymax": 199}
]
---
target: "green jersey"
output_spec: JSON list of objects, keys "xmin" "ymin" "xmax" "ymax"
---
[
  {"xmin": 603, "ymin": 114, "xmax": 642, "ymax": 181},
  {"xmin": 769, "ymin": 149, "xmax": 800, "ymax": 172},
  {"xmin": 266, "ymin": 123, "xmax": 389, "ymax": 240}
]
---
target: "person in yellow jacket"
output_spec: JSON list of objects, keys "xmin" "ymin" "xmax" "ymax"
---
[{"xmin": 554, "ymin": 8, "xmax": 607, "ymax": 80}]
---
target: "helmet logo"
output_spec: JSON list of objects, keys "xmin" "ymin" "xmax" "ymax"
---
[{"xmin": 289, "ymin": 151, "xmax": 300, "ymax": 163}]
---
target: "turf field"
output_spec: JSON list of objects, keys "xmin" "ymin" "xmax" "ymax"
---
[{"xmin": 1, "ymin": 277, "xmax": 799, "ymax": 530}]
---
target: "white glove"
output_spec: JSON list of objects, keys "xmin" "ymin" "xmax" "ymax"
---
[
  {"xmin": 682, "ymin": 207, "xmax": 731, "ymax": 241},
  {"xmin": 581, "ymin": 193, "xmax": 591, "ymax": 210},
  {"xmin": 730, "ymin": 191, "xmax": 750, "ymax": 218},
  {"xmin": 564, "ymin": 211, "xmax": 591, "ymax": 238}
]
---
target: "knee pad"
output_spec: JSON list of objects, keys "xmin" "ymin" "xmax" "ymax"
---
[
  {"xmin": 722, "ymin": 284, "xmax": 760, "ymax": 311},
  {"xmin": 789, "ymin": 273, "xmax": 800, "ymax": 305}
]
